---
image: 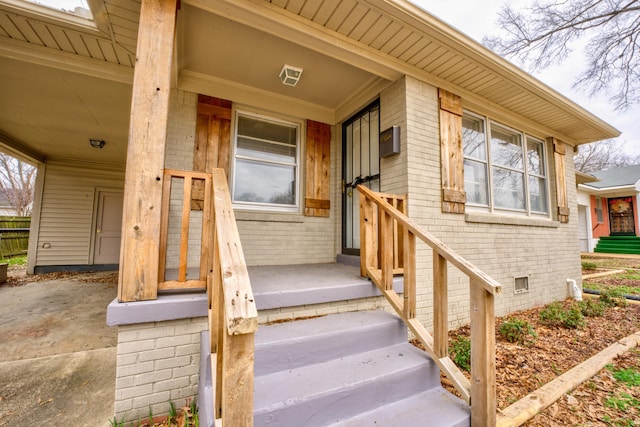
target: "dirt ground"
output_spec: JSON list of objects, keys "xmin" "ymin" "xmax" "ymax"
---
[{"xmin": 430, "ymin": 255, "xmax": 640, "ymax": 426}]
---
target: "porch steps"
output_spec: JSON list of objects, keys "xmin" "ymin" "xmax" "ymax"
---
[
  {"xmin": 595, "ymin": 236, "xmax": 640, "ymax": 254},
  {"xmin": 198, "ymin": 310, "xmax": 470, "ymax": 427}
]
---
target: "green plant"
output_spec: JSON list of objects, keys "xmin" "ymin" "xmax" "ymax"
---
[
  {"xmin": 539, "ymin": 302, "xmax": 584, "ymax": 329},
  {"xmin": 168, "ymin": 400, "xmax": 177, "ymax": 426},
  {"xmin": 605, "ymin": 392, "xmax": 640, "ymax": 411},
  {"xmin": 109, "ymin": 417, "xmax": 125, "ymax": 427},
  {"xmin": 581, "ymin": 261, "xmax": 598, "ymax": 270},
  {"xmin": 539, "ymin": 302, "xmax": 566, "ymax": 326},
  {"xmin": 564, "ymin": 305, "xmax": 585, "ymax": 329},
  {"xmin": 190, "ymin": 399, "xmax": 199, "ymax": 427},
  {"xmin": 499, "ymin": 318, "xmax": 537, "ymax": 345},
  {"xmin": 578, "ymin": 299, "xmax": 605, "ymax": 317},
  {"xmin": 1, "ymin": 254, "xmax": 27, "ymax": 267},
  {"xmin": 610, "ymin": 367, "xmax": 640, "ymax": 386},
  {"xmin": 450, "ymin": 336, "xmax": 471, "ymax": 372},
  {"xmin": 600, "ymin": 288, "xmax": 628, "ymax": 307}
]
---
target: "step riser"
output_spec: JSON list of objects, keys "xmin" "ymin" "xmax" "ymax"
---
[{"xmin": 255, "ymin": 313, "xmax": 407, "ymax": 376}]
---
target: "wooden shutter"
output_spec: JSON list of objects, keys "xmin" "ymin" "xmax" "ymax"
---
[
  {"xmin": 551, "ymin": 137, "xmax": 570, "ymax": 223},
  {"xmin": 305, "ymin": 120, "xmax": 331, "ymax": 217},
  {"xmin": 438, "ymin": 88, "xmax": 466, "ymax": 214},
  {"xmin": 192, "ymin": 95, "xmax": 232, "ymax": 210}
]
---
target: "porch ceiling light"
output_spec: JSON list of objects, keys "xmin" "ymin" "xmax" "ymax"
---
[
  {"xmin": 279, "ymin": 64, "xmax": 303, "ymax": 86},
  {"xmin": 89, "ymin": 138, "xmax": 106, "ymax": 148}
]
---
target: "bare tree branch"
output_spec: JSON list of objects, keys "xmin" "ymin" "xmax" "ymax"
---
[
  {"xmin": 484, "ymin": 0, "xmax": 640, "ymax": 110},
  {"xmin": 0, "ymin": 154, "xmax": 36, "ymax": 216},
  {"xmin": 574, "ymin": 139, "xmax": 640, "ymax": 172}
]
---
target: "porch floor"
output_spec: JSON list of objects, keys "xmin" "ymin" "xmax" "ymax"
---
[{"xmin": 169, "ymin": 262, "xmax": 403, "ymax": 311}]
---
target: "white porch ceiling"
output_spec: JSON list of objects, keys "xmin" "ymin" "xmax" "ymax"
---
[{"xmin": 0, "ymin": 0, "xmax": 620, "ymax": 166}]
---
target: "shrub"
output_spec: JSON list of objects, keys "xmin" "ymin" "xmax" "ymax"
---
[
  {"xmin": 539, "ymin": 302, "xmax": 585, "ymax": 329},
  {"xmin": 499, "ymin": 318, "xmax": 537, "ymax": 345},
  {"xmin": 581, "ymin": 261, "xmax": 598, "ymax": 270},
  {"xmin": 563, "ymin": 305, "xmax": 585, "ymax": 329},
  {"xmin": 578, "ymin": 299, "xmax": 605, "ymax": 317},
  {"xmin": 600, "ymin": 288, "xmax": 628, "ymax": 307},
  {"xmin": 450, "ymin": 336, "xmax": 471, "ymax": 372},
  {"xmin": 539, "ymin": 302, "xmax": 565, "ymax": 326}
]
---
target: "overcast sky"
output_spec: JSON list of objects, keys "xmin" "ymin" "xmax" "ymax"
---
[{"xmin": 414, "ymin": 0, "xmax": 640, "ymax": 157}]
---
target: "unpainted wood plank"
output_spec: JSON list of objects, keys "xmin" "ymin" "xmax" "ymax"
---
[
  {"xmin": 200, "ymin": 176, "xmax": 213, "ymax": 281},
  {"xmin": 8, "ymin": 14, "xmax": 43, "ymax": 45},
  {"xmin": 380, "ymin": 211, "xmax": 394, "ymax": 290},
  {"xmin": 433, "ymin": 252, "xmax": 448, "ymax": 358},
  {"xmin": 178, "ymin": 176, "xmax": 192, "ymax": 282},
  {"xmin": 220, "ymin": 332, "xmax": 255, "ymax": 426},
  {"xmin": 64, "ymin": 29, "xmax": 91, "ymax": 56},
  {"xmin": 157, "ymin": 172, "xmax": 172, "ymax": 282},
  {"xmin": 0, "ymin": 12, "xmax": 26, "ymax": 40},
  {"xmin": 211, "ymin": 169, "xmax": 258, "ymax": 335},
  {"xmin": 470, "ymin": 281, "xmax": 496, "ymax": 427},
  {"xmin": 359, "ymin": 196, "xmax": 374, "ymax": 278},
  {"xmin": 118, "ymin": 0, "xmax": 177, "ymax": 302},
  {"xmin": 357, "ymin": 185, "xmax": 502, "ymax": 295},
  {"xmin": 402, "ymin": 230, "xmax": 416, "ymax": 320},
  {"xmin": 552, "ymin": 138, "xmax": 569, "ymax": 223},
  {"xmin": 158, "ymin": 280, "xmax": 206, "ymax": 290}
]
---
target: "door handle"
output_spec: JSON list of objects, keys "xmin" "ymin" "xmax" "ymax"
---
[{"xmin": 96, "ymin": 228, "xmax": 102, "ymax": 233}]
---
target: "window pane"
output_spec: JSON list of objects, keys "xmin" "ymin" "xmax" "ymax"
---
[
  {"xmin": 492, "ymin": 167, "xmax": 525, "ymax": 210},
  {"xmin": 528, "ymin": 176, "xmax": 548, "ymax": 213},
  {"xmin": 238, "ymin": 116, "xmax": 296, "ymax": 145},
  {"xmin": 370, "ymin": 107, "xmax": 380, "ymax": 175},
  {"xmin": 491, "ymin": 125, "xmax": 523, "ymax": 170},
  {"xmin": 527, "ymin": 138, "xmax": 545, "ymax": 176},
  {"xmin": 234, "ymin": 160, "xmax": 296, "ymax": 205},
  {"xmin": 237, "ymin": 137, "xmax": 296, "ymax": 163},
  {"xmin": 462, "ymin": 115, "xmax": 486, "ymax": 160},
  {"xmin": 464, "ymin": 159, "xmax": 489, "ymax": 205}
]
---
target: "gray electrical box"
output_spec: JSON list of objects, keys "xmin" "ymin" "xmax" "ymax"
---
[{"xmin": 380, "ymin": 126, "xmax": 400, "ymax": 158}]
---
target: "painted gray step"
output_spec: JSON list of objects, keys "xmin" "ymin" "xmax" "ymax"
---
[
  {"xmin": 327, "ymin": 388, "xmax": 470, "ymax": 427},
  {"xmin": 254, "ymin": 342, "xmax": 440, "ymax": 427},
  {"xmin": 255, "ymin": 310, "xmax": 407, "ymax": 376}
]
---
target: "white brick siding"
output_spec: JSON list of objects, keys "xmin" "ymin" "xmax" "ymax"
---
[{"xmin": 114, "ymin": 317, "xmax": 207, "ymax": 422}]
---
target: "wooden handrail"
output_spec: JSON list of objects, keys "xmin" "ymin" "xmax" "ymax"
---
[
  {"xmin": 358, "ymin": 185, "xmax": 500, "ymax": 426},
  {"xmin": 159, "ymin": 168, "xmax": 257, "ymax": 425}
]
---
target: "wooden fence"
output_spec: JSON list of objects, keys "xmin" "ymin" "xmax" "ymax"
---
[{"xmin": 0, "ymin": 216, "xmax": 30, "ymax": 258}]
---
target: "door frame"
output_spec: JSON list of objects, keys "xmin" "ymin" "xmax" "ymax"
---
[{"xmin": 608, "ymin": 196, "xmax": 636, "ymax": 236}]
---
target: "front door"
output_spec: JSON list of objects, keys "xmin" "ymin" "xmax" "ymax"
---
[
  {"xmin": 93, "ymin": 190, "xmax": 123, "ymax": 264},
  {"xmin": 608, "ymin": 197, "xmax": 635, "ymax": 235},
  {"xmin": 342, "ymin": 101, "xmax": 380, "ymax": 254}
]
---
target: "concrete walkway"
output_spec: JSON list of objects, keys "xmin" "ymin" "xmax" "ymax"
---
[{"xmin": 0, "ymin": 272, "xmax": 118, "ymax": 426}]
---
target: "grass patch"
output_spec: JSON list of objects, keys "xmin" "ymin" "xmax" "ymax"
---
[
  {"xmin": 608, "ymin": 366, "xmax": 640, "ymax": 387},
  {"xmin": 600, "ymin": 289, "xmax": 629, "ymax": 307},
  {"xmin": 1, "ymin": 254, "xmax": 27, "ymax": 267}
]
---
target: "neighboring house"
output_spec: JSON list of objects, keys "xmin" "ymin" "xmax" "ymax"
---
[
  {"xmin": 0, "ymin": 0, "xmax": 620, "ymax": 424},
  {"xmin": 0, "ymin": 192, "xmax": 20, "ymax": 216},
  {"xmin": 577, "ymin": 165, "xmax": 640, "ymax": 254}
]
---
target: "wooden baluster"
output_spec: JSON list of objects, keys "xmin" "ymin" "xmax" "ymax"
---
[
  {"xmin": 402, "ymin": 229, "xmax": 416, "ymax": 320},
  {"xmin": 200, "ymin": 176, "xmax": 213, "ymax": 282},
  {"xmin": 157, "ymin": 171, "xmax": 172, "ymax": 283},
  {"xmin": 178, "ymin": 176, "xmax": 192, "ymax": 282},
  {"xmin": 380, "ymin": 210, "xmax": 394, "ymax": 290},
  {"xmin": 360, "ymin": 195, "xmax": 376, "ymax": 278},
  {"xmin": 470, "ymin": 279, "xmax": 497, "ymax": 426},
  {"xmin": 433, "ymin": 252, "xmax": 448, "ymax": 358}
]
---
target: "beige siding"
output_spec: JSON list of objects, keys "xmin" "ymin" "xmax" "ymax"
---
[
  {"xmin": 35, "ymin": 161, "xmax": 124, "ymax": 266},
  {"xmin": 164, "ymin": 89, "xmax": 338, "ymax": 267}
]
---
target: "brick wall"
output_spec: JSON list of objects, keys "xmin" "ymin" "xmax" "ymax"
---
[{"xmin": 114, "ymin": 317, "xmax": 206, "ymax": 422}]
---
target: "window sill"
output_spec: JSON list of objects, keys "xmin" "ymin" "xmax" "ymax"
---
[{"xmin": 465, "ymin": 211, "xmax": 558, "ymax": 228}]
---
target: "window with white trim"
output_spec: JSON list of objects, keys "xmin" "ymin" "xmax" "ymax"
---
[
  {"xmin": 232, "ymin": 111, "xmax": 300, "ymax": 211},
  {"xmin": 463, "ymin": 112, "xmax": 549, "ymax": 215}
]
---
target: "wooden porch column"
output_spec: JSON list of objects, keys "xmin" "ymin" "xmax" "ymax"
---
[{"xmin": 118, "ymin": 0, "xmax": 178, "ymax": 302}]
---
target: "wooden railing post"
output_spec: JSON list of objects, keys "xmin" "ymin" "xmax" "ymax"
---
[
  {"xmin": 433, "ymin": 252, "xmax": 448, "ymax": 358},
  {"xmin": 470, "ymin": 279, "xmax": 496, "ymax": 426},
  {"xmin": 380, "ymin": 210, "xmax": 394, "ymax": 290},
  {"xmin": 403, "ymin": 229, "xmax": 416, "ymax": 320}
]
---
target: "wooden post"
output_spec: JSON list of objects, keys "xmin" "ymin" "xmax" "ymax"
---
[
  {"xmin": 470, "ymin": 280, "xmax": 496, "ymax": 426},
  {"xmin": 433, "ymin": 252, "xmax": 448, "ymax": 358},
  {"xmin": 118, "ymin": 0, "xmax": 178, "ymax": 302},
  {"xmin": 402, "ymin": 229, "xmax": 416, "ymax": 320},
  {"xmin": 360, "ymin": 196, "xmax": 375, "ymax": 278},
  {"xmin": 380, "ymin": 211, "xmax": 394, "ymax": 290},
  {"xmin": 220, "ymin": 331, "xmax": 255, "ymax": 426}
]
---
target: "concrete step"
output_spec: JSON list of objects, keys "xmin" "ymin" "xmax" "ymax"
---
[
  {"xmin": 199, "ymin": 310, "xmax": 470, "ymax": 427},
  {"xmin": 254, "ymin": 342, "xmax": 439, "ymax": 427},
  {"xmin": 327, "ymin": 388, "xmax": 471, "ymax": 427},
  {"xmin": 254, "ymin": 310, "xmax": 407, "ymax": 376}
]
